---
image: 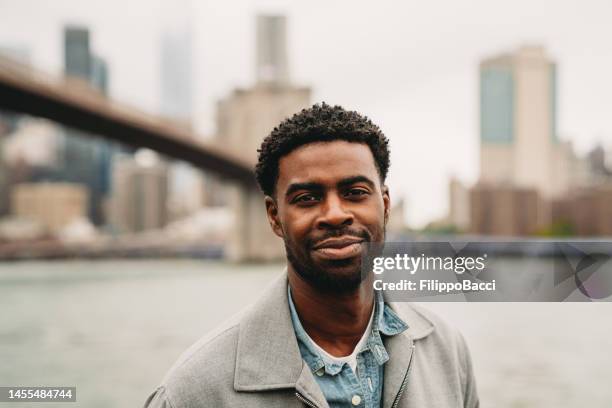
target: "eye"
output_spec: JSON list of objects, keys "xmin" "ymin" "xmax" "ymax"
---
[
  {"xmin": 346, "ymin": 188, "xmax": 369, "ymax": 198},
  {"xmin": 293, "ymin": 193, "xmax": 320, "ymax": 204}
]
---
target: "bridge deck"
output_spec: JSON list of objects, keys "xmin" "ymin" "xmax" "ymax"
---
[{"xmin": 0, "ymin": 56, "xmax": 256, "ymax": 188}]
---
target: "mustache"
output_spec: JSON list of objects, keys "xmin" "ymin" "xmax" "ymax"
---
[{"xmin": 308, "ymin": 228, "xmax": 371, "ymax": 249}]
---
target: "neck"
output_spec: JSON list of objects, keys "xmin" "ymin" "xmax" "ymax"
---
[{"xmin": 288, "ymin": 266, "xmax": 375, "ymax": 357}]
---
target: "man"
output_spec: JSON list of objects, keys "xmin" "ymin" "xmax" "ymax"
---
[{"xmin": 145, "ymin": 103, "xmax": 479, "ymax": 407}]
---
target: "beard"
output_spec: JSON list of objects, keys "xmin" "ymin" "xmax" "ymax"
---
[{"xmin": 284, "ymin": 226, "xmax": 385, "ymax": 294}]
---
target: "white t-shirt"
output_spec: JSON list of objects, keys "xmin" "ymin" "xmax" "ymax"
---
[{"xmin": 304, "ymin": 305, "xmax": 375, "ymax": 374}]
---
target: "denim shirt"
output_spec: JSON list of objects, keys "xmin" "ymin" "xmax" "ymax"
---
[{"xmin": 288, "ymin": 287, "xmax": 408, "ymax": 408}]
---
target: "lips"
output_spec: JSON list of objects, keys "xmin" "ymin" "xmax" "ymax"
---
[{"xmin": 312, "ymin": 236, "xmax": 365, "ymax": 260}]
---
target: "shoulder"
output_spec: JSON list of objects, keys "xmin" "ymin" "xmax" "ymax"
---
[
  {"xmin": 390, "ymin": 302, "xmax": 472, "ymax": 360},
  {"xmin": 386, "ymin": 303, "xmax": 479, "ymax": 406},
  {"xmin": 146, "ymin": 312, "xmax": 244, "ymax": 408},
  {"xmin": 393, "ymin": 302, "xmax": 476, "ymax": 390},
  {"xmin": 398, "ymin": 303, "xmax": 479, "ymax": 406},
  {"xmin": 145, "ymin": 272, "xmax": 291, "ymax": 408}
]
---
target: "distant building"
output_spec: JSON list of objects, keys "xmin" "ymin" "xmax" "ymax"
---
[
  {"xmin": 469, "ymin": 184, "xmax": 543, "ymax": 236},
  {"xmin": 479, "ymin": 45, "xmax": 577, "ymax": 199},
  {"xmin": 586, "ymin": 144, "xmax": 612, "ymax": 182},
  {"xmin": 167, "ymin": 163, "xmax": 206, "ymax": 221},
  {"xmin": 256, "ymin": 15, "xmax": 289, "ymax": 86},
  {"xmin": 216, "ymin": 15, "xmax": 311, "ymax": 164},
  {"xmin": 64, "ymin": 27, "xmax": 91, "ymax": 80},
  {"xmin": 450, "ymin": 45, "xmax": 589, "ymax": 235},
  {"xmin": 60, "ymin": 25, "xmax": 118, "ymax": 225},
  {"xmin": 445, "ymin": 45, "xmax": 612, "ymax": 237},
  {"xmin": 551, "ymin": 185, "xmax": 612, "ymax": 236},
  {"xmin": 448, "ymin": 177, "xmax": 470, "ymax": 231},
  {"xmin": 215, "ymin": 86, "xmax": 311, "ymax": 164},
  {"xmin": 1, "ymin": 118, "xmax": 65, "ymax": 217},
  {"xmin": 111, "ymin": 153, "xmax": 169, "ymax": 233},
  {"xmin": 11, "ymin": 182, "xmax": 88, "ymax": 233},
  {"xmin": 91, "ymin": 55, "xmax": 109, "ymax": 94}
]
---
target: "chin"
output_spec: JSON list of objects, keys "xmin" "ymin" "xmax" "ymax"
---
[
  {"xmin": 311, "ymin": 259, "xmax": 365, "ymax": 291},
  {"xmin": 318, "ymin": 256, "xmax": 361, "ymax": 273}
]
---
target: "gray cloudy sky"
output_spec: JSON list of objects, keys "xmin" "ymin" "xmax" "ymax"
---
[{"xmin": 1, "ymin": 0, "xmax": 612, "ymax": 227}]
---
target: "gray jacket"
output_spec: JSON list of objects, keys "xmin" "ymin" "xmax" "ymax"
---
[{"xmin": 144, "ymin": 272, "xmax": 479, "ymax": 408}]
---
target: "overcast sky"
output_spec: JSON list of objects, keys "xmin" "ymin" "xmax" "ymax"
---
[{"xmin": 2, "ymin": 0, "xmax": 612, "ymax": 227}]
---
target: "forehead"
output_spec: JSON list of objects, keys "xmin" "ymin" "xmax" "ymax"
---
[{"xmin": 277, "ymin": 140, "xmax": 379, "ymax": 189}]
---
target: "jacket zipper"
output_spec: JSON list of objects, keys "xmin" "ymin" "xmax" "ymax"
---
[
  {"xmin": 391, "ymin": 343, "xmax": 416, "ymax": 408},
  {"xmin": 296, "ymin": 392, "xmax": 319, "ymax": 408}
]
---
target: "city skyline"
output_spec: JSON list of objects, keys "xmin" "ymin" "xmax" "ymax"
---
[{"xmin": 1, "ymin": 0, "xmax": 612, "ymax": 227}]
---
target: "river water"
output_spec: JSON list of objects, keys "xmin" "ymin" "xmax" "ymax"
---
[{"xmin": 0, "ymin": 259, "xmax": 611, "ymax": 407}]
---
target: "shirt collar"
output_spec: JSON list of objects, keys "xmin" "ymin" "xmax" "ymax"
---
[{"xmin": 287, "ymin": 286, "xmax": 408, "ymax": 376}]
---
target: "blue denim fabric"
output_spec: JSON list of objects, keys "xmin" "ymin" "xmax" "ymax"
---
[{"xmin": 288, "ymin": 287, "xmax": 408, "ymax": 408}]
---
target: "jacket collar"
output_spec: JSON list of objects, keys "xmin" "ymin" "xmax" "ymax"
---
[{"xmin": 233, "ymin": 271, "xmax": 435, "ymax": 407}]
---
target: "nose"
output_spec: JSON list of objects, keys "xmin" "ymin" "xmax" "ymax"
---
[{"xmin": 316, "ymin": 193, "xmax": 354, "ymax": 229}]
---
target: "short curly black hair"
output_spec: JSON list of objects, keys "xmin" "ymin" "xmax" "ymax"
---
[{"xmin": 255, "ymin": 102, "xmax": 390, "ymax": 197}]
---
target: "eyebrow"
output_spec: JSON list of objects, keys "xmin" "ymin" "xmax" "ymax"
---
[
  {"xmin": 285, "ymin": 182, "xmax": 322, "ymax": 198},
  {"xmin": 284, "ymin": 175, "xmax": 376, "ymax": 198},
  {"xmin": 337, "ymin": 175, "xmax": 376, "ymax": 189}
]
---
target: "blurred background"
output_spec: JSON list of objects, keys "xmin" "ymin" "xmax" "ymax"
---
[{"xmin": 0, "ymin": 0, "xmax": 611, "ymax": 407}]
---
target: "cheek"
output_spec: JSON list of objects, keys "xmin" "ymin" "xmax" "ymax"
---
[
  {"xmin": 357, "ymin": 201, "xmax": 386, "ymax": 223},
  {"xmin": 357, "ymin": 208, "xmax": 386, "ymax": 238},
  {"xmin": 282, "ymin": 210, "xmax": 315, "ymax": 239}
]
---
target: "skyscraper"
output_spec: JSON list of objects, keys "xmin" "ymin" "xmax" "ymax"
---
[
  {"xmin": 64, "ymin": 27, "xmax": 91, "ymax": 79},
  {"xmin": 61, "ymin": 25, "xmax": 115, "ymax": 225},
  {"xmin": 479, "ymin": 45, "xmax": 570, "ymax": 198},
  {"xmin": 256, "ymin": 15, "xmax": 289, "ymax": 86},
  {"xmin": 216, "ymin": 15, "xmax": 310, "ymax": 164}
]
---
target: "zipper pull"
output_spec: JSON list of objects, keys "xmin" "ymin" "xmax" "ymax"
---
[{"xmin": 295, "ymin": 392, "xmax": 320, "ymax": 408}]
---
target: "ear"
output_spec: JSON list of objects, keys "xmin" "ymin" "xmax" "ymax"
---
[
  {"xmin": 382, "ymin": 185, "xmax": 390, "ymax": 225},
  {"xmin": 264, "ymin": 195, "xmax": 284, "ymax": 238}
]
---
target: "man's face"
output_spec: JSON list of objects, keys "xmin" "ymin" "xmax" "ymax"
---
[{"xmin": 265, "ymin": 140, "xmax": 390, "ymax": 293}]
